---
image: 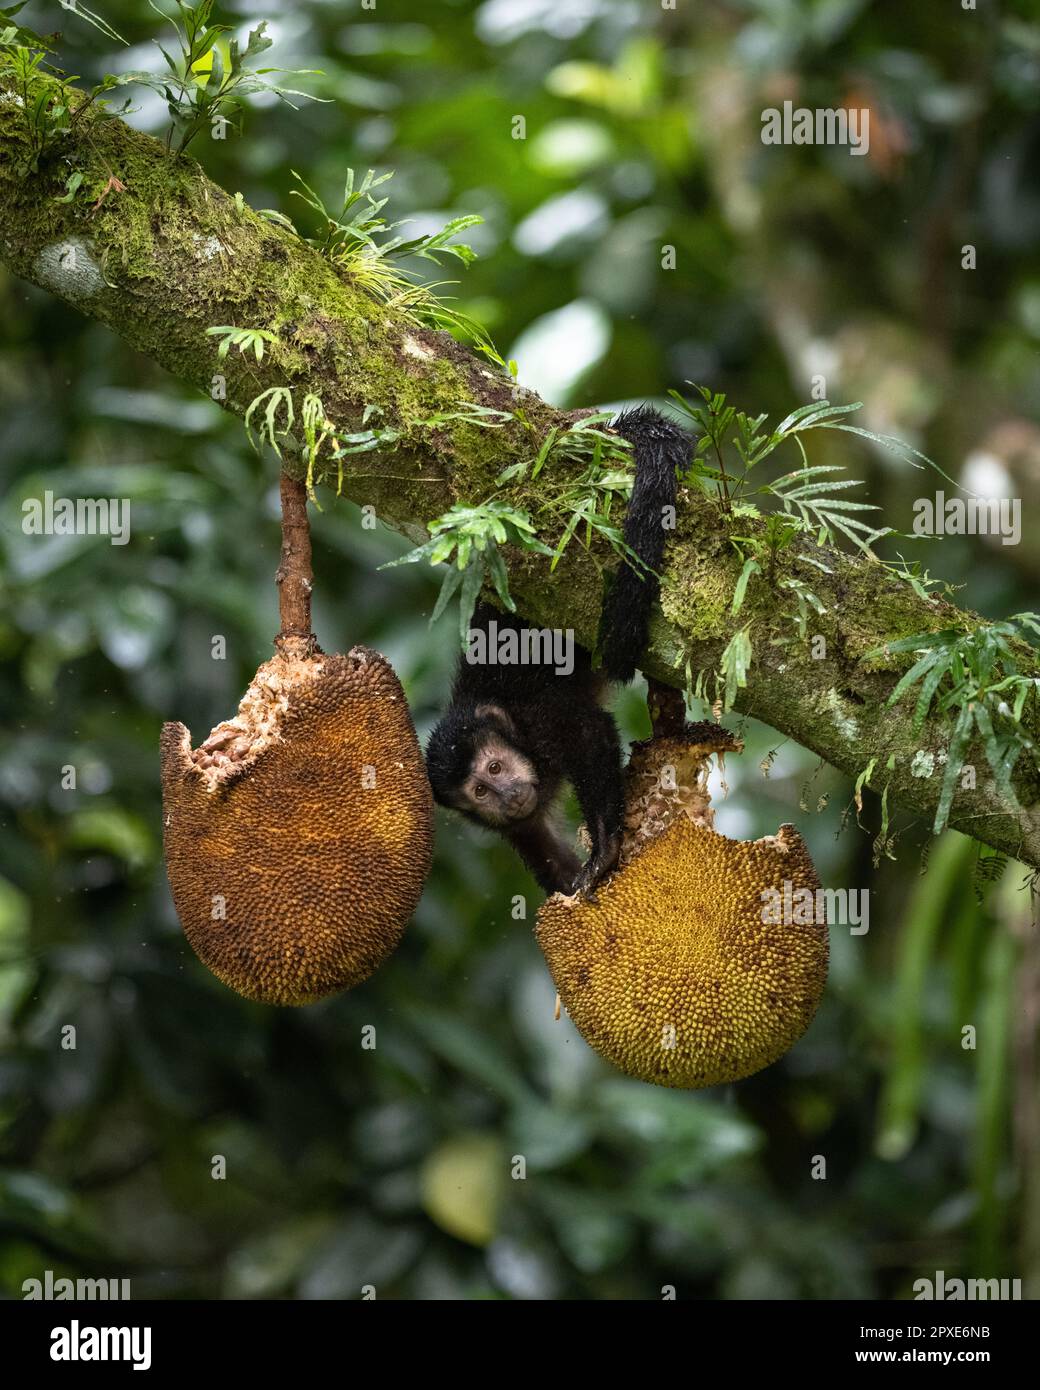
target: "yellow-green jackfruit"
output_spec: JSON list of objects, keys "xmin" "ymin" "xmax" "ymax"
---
[{"xmin": 536, "ymin": 728, "xmax": 827, "ymax": 1087}]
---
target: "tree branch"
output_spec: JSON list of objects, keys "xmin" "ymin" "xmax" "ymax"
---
[{"xmin": 2, "ymin": 68, "xmax": 1038, "ymax": 866}]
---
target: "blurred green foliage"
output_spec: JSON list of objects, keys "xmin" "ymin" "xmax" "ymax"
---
[{"xmin": 1, "ymin": 0, "xmax": 1039, "ymax": 1300}]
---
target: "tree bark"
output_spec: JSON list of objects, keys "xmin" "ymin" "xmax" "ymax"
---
[{"xmin": 2, "ymin": 67, "xmax": 1038, "ymax": 866}]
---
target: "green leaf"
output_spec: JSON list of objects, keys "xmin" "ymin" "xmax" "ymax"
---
[
  {"xmin": 1010, "ymin": 611, "xmax": 1040, "ymax": 638},
  {"xmin": 912, "ymin": 657, "xmax": 950, "ymax": 732},
  {"xmin": 531, "ymin": 427, "xmax": 557, "ymax": 479},
  {"xmin": 867, "ymin": 629, "xmax": 960, "ymax": 660},
  {"xmin": 378, "ymin": 537, "xmax": 439, "ymax": 569},
  {"xmin": 429, "ymin": 563, "xmax": 462, "ymax": 626},
  {"xmin": 933, "ymin": 702, "xmax": 974, "ymax": 833},
  {"xmin": 720, "ymin": 625, "xmax": 752, "ymax": 710},
  {"xmin": 822, "ymin": 422, "xmax": 961, "ymax": 488},
  {"xmin": 886, "ymin": 649, "xmax": 944, "ymax": 708},
  {"xmin": 486, "ymin": 543, "xmax": 515, "ymax": 611},
  {"xmin": 458, "ymin": 556, "xmax": 484, "ymax": 647},
  {"xmin": 775, "ymin": 399, "xmax": 862, "ymax": 434},
  {"xmin": 973, "ymin": 702, "xmax": 1019, "ymax": 808},
  {"xmin": 58, "ymin": 0, "xmax": 128, "ymax": 44},
  {"xmin": 429, "ymin": 534, "xmax": 457, "ymax": 565},
  {"xmin": 53, "ymin": 170, "xmax": 84, "ymax": 203},
  {"xmin": 731, "ymin": 556, "xmax": 760, "ymax": 616},
  {"xmin": 549, "ymin": 502, "xmax": 587, "ymax": 572},
  {"xmin": 770, "ymin": 465, "xmax": 851, "ymax": 490}
]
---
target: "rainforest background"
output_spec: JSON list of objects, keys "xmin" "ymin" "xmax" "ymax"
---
[{"xmin": 1, "ymin": 0, "xmax": 1039, "ymax": 1300}]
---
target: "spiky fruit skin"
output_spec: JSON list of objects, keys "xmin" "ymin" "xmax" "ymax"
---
[
  {"xmin": 161, "ymin": 647, "xmax": 433, "ymax": 1005},
  {"xmin": 536, "ymin": 820, "xmax": 826, "ymax": 1088}
]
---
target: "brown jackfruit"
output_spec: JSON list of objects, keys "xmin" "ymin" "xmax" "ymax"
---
[
  {"xmin": 161, "ymin": 645, "xmax": 432, "ymax": 1005},
  {"xmin": 535, "ymin": 727, "xmax": 827, "ymax": 1088}
]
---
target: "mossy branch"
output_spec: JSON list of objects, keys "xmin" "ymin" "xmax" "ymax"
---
[{"xmin": 2, "ymin": 67, "xmax": 1039, "ymax": 867}]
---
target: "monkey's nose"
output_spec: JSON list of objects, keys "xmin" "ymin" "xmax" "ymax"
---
[{"xmin": 508, "ymin": 786, "xmax": 536, "ymax": 816}]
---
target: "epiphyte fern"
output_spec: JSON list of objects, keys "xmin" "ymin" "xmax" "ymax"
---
[
  {"xmin": 381, "ymin": 502, "xmax": 553, "ymax": 646},
  {"xmin": 869, "ymin": 615, "xmax": 1040, "ymax": 833}
]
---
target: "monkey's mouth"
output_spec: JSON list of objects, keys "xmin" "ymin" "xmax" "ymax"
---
[{"xmin": 510, "ymin": 788, "xmax": 538, "ymax": 819}]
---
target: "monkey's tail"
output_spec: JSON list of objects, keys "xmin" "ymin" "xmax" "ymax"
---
[{"xmin": 599, "ymin": 404, "xmax": 689, "ymax": 683}]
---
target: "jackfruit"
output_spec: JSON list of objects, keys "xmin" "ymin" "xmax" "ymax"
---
[
  {"xmin": 535, "ymin": 726, "xmax": 827, "ymax": 1088},
  {"xmin": 161, "ymin": 645, "xmax": 433, "ymax": 1005}
]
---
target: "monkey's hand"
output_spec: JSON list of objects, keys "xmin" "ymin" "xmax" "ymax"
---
[
  {"xmin": 506, "ymin": 817, "xmax": 582, "ymax": 896},
  {"xmin": 569, "ymin": 829, "xmax": 621, "ymax": 902}
]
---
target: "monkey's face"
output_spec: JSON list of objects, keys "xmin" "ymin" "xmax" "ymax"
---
[{"xmin": 457, "ymin": 736, "xmax": 538, "ymax": 826}]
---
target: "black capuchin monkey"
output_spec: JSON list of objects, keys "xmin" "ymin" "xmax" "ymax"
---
[{"xmin": 425, "ymin": 405, "xmax": 690, "ymax": 896}]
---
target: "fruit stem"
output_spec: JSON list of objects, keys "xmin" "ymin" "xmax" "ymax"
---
[{"xmin": 275, "ymin": 472, "xmax": 318, "ymax": 658}]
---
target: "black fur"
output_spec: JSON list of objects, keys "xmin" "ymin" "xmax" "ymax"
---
[
  {"xmin": 598, "ymin": 405, "xmax": 686, "ymax": 682},
  {"xmin": 426, "ymin": 405, "xmax": 690, "ymax": 895},
  {"xmin": 425, "ymin": 606, "xmax": 620, "ymax": 892}
]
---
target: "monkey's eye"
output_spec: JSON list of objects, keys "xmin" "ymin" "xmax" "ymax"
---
[
  {"xmin": 487, "ymin": 761, "xmax": 502, "ymax": 776},
  {"xmin": 474, "ymin": 784, "xmax": 488, "ymax": 798}
]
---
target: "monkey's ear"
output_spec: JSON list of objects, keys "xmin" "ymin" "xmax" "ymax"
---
[{"xmin": 475, "ymin": 703, "xmax": 517, "ymax": 735}]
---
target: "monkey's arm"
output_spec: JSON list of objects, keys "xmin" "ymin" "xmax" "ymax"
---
[
  {"xmin": 505, "ymin": 816, "xmax": 582, "ymax": 895},
  {"xmin": 563, "ymin": 708, "xmax": 624, "ymax": 896}
]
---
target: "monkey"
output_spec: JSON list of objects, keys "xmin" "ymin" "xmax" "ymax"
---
[{"xmin": 425, "ymin": 405, "xmax": 690, "ymax": 897}]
